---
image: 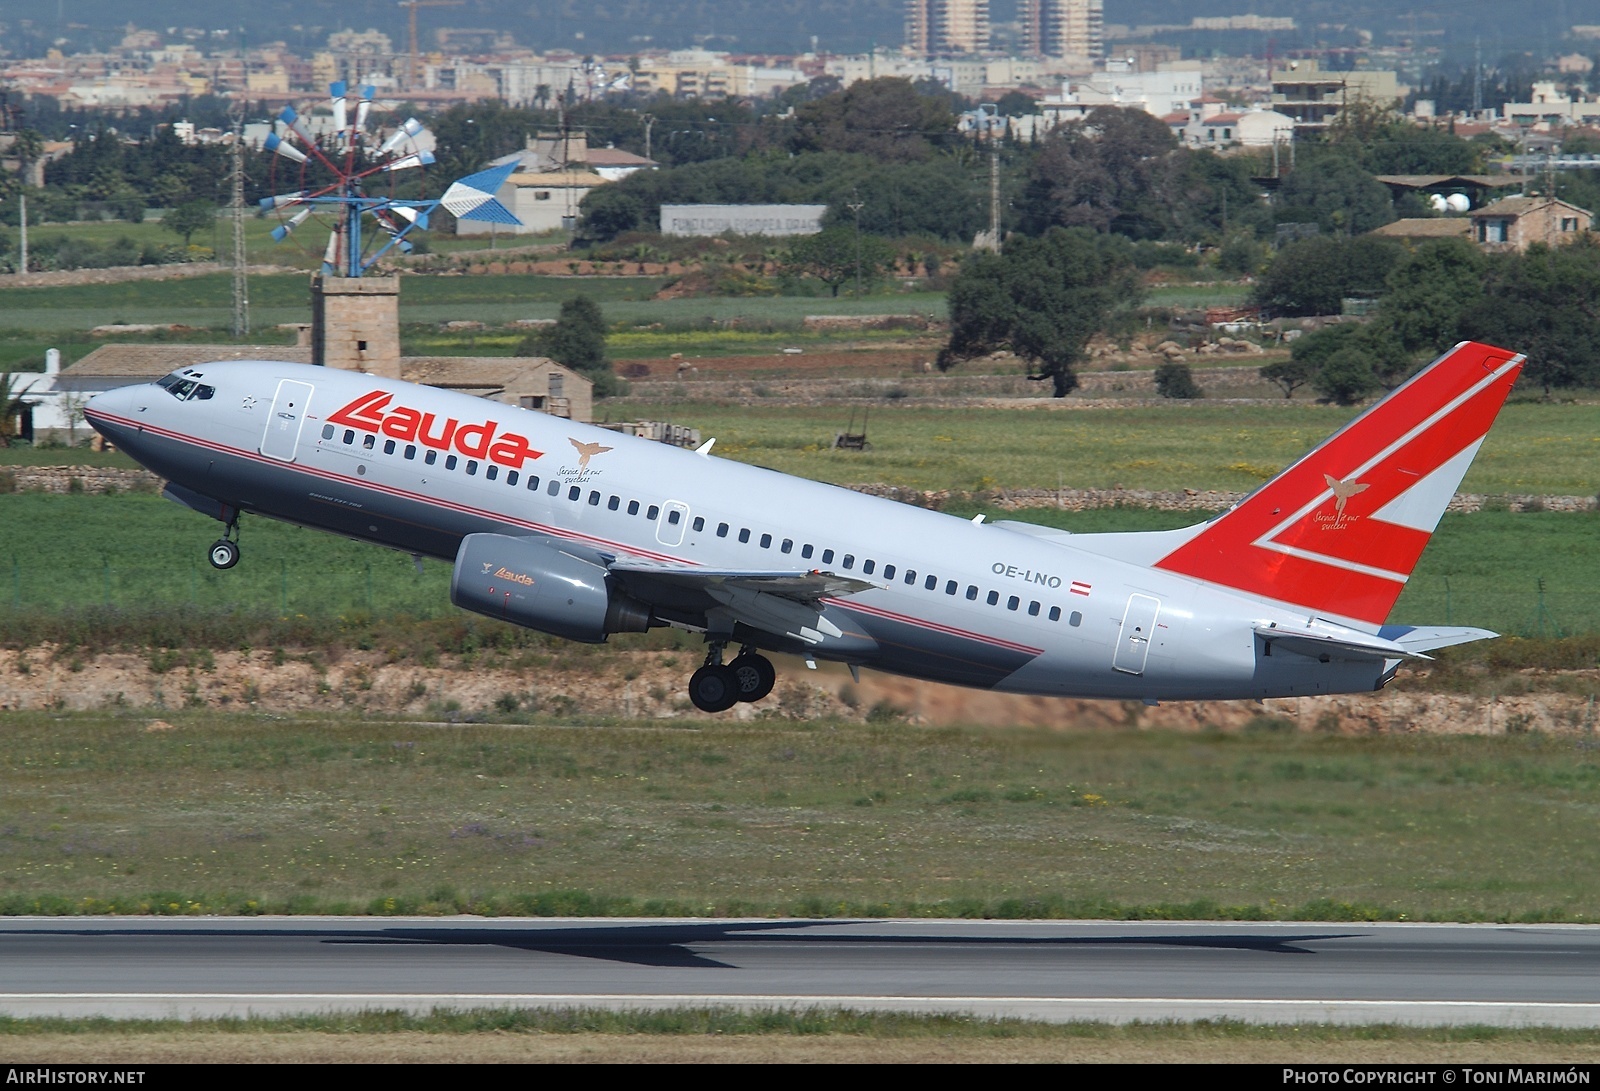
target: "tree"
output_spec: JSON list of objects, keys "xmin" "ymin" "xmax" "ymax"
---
[
  {"xmin": 1259, "ymin": 355, "xmax": 1317, "ymax": 399},
  {"xmin": 1376, "ymin": 237, "xmax": 1486, "ymax": 355},
  {"xmin": 162, "ymin": 199, "xmax": 216, "ymax": 247},
  {"xmin": 516, "ymin": 295, "xmax": 620, "ymax": 396},
  {"xmin": 1016, "ymin": 106, "xmax": 1179, "ymax": 238},
  {"xmin": 1287, "ymin": 322, "xmax": 1411, "ymax": 405},
  {"xmin": 939, "ymin": 227, "xmax": 1142, "ymax": 397},
  {"xmin": 788, "ymin": 77, "xmax": 957, "ymax": 163},
  {"xmin": 1154, "ymin": 361, "xmax": 1202, "ymax": 399},
  {"xmin": 1275, "ymin": 153, "xmax": 1396, "ymax": 235},
  {"xmin": 781, "ymin": 227, "xmax": 895, "ymax": 297},
  {"xmin": 1458, "ymin": 238, "xmax": 1600, "ymax": 393},
  {"xmin": 1253, "ymin": 235, "xmax": 1401, "ymax": 317},
  {"xmin": 0, "ymin": 372, "xmax": 36, "ymax": 448}
]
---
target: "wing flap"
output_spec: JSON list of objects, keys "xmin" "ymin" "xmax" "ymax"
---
[{"xmin": 1254, "ymin": 624, "xmax": 1425, "ymax": 662}]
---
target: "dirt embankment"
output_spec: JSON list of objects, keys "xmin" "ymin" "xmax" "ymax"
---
[{"xmin": 1, "ymin": 646, "xmax": 1593, "ymax": 736}]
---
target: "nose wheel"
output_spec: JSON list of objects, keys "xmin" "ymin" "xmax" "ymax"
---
[{"xmin": 208, "ymin": 538, "xmax": 240, "ymax": 570}]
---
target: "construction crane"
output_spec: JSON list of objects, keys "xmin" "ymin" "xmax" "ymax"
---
[{"xmin": 398, "ymin": 0, "xmax": 462, "ymax": 93}]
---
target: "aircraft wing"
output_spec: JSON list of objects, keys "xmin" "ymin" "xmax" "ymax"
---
[{"xmin": 607, "ymin": 561, "xmax": 874, "ymax": 604}]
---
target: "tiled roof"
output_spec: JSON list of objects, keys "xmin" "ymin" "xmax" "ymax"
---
[{"xmin": 1368, "ymin": 218, "xmax": 1473, "ymax": 238}]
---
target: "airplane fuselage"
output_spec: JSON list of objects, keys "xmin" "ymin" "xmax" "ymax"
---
[{"xmin": 86, "ymin": 360, "xmax": 1416, "ymax": 703}]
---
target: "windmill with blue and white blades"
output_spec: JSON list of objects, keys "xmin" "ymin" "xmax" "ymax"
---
[{"xmin": 260, "ymin": 82, "xmax": 521, "ymax": 277}]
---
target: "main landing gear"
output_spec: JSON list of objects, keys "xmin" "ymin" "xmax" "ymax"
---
[
  {"xmin": 207, "ymin": 513, "xmax": 241, "ymax": 570},
  {"xmin": 688, "ymin": 643, "xmax": 777, "ymax": 713}
]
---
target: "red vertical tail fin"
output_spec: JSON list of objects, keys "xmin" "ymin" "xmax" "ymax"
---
[{"xmin": 1154, "ymin": 341, "xmax": 1524, "ymax": 627}]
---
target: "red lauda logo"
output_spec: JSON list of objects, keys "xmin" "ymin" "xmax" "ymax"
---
[{"xmin": 327, "ymin": 391, "xmax": 544, "ymax": 469}]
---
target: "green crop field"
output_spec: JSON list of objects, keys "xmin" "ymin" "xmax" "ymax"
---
[
  {"xmin": 0, "ymin": 494, "xmax": 1594, "ymax": 636},
  {"xmin": 1, "ymin": 712, "xmax": 1599, "ymax": 923},
  {"xmin": 620, "ymin": 399, "xmax": 1600, "ymax": 498}
]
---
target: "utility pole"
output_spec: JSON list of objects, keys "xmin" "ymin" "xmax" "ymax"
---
[
  {"xmin": 229, "ymin": 99, "xmax": 249, "ymax": 337},
  {"xmin": 847, "ymin": 195, "xmax": 864, "ymax": 299},
  {"xmin": 988, "ymin": 144, "xmax": 1000, "ymax": 241},
  {"xmin": 17, "ymin": 191, "xmax": 25, "ymax": 278},
  {"xmin": 642, "ymin": 113, "xmax": 655, "ymax": 160}
]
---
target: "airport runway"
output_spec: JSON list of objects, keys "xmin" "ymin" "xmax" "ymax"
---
[{"xmin": 2, "ymin": 917, "xmax": 1599, "ymax": 1025}]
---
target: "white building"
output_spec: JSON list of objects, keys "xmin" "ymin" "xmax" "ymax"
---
[{"xmin": 1039, "ymin": 59, "xmax": 1204, "ymax": 123}]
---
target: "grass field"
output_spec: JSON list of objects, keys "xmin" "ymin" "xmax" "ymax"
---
[
  {"xmin": 619, "ymin": 399, "xmax": 1600, "ymax": 498},
  {"xmin": 1, "ymin": 712, "xmax": 1599, "ymax": 923},
  {"xmin": 0, "ymin": 488, "xmax": 1595, "ymax": 635},
  {"xmin": 7, "ymin": 1011, "xmax": 1600, "ymax": 1063}
]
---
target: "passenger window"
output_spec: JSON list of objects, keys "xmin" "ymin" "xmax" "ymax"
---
[
  {"xmin": 425, "ymin": 450, "xmax": 438, "ymax": 466},
  {"xmin": 882, "ymin": 564, "xmax": 895, "ymax": 580},
  {"xmin": 628, "ymin": 500, "xmax": 640, "ymax": 515},
  {"xmin": 1069, "ymin": 611, "xmax": 1083, "ymax": 627},
  {"xmin": 445, "ymin": 455, "xmax": 458, "ymax": 470},
  {"xmin": 987, "ymin": 591, "xmax": 999, "ymax": 606},
  {"xmin": 589, "ymin": 491, "xmax": 601, "ymax": 506},
  {"xmin": 363, "ymin": 434, "xmax": 376, "ymax": 450},
  {"xmin": 608, "ymin": 496, "xmax": 620, "ymax": 511},
  {"xmin": 322, "ymin": 424, "xmax": 335, "ymax": 440},
  {"xmin": 486, "ymin": 465, "xmax": 497, "ymax": 481},
  {"xmin": 945, "ymin": 580, "xmax": 957, "ymax": 595},
  {"xmin": 842, "ymin": 554, "xmax": 854, "ymax": 569},
  {"xmin": 1049, "ymin": 606, "xmax": 1061, "ymax": 622},
  {"xmin": 466, "ymin": 460, "xmax": 478, "ymax": 475},
  {"xmin": 759, "ymin": 533, "xmax": 771, "ymax": 548},
  {"xmin": 717, "ymin": 523, "xmax": 729, "ymax": 537},
  {"xmin": 506, "ymin": 470, "xmax": 518, "ymax": 486},
  {"xmin": 1028, "ymin": 601, "xmax": 1040, "ymax": 616},
  {"xmin": 780, "ymin": 539, "xmax": 792, "ymax": 554},
  {"xmin": 966, "ymin": 585, "xmax": 978, "ymax": 600},
  {"xmin": 927, "ymin": 575, "xmax": 938, "ymax": 591},
  {"xmin": 738, "ymin": 529, "xmax": 751, "ymax": 544},
  {"xmin": 647, "ymin": 505, "xmax": 660, "ymax": 520},
  {"xmin": 668, "ymin": 509, "xmax": 681, "ymax": 524},
  {"xmin": 1007, "ymin": 596, "xmax": 1020, "ymax": 611},
  {"xmin": 383, "ymin": 439, "xmax": 396, "ymax": 455},
  {"xmin": 569, "ymin": 486, "xmax": 581, "ymax": 501},
  {"xmin": 822, "ymin": 549, "xmax": 835, "ymax": 565},
  {"xmin": 404, "ymin": 445, "xmax": 416, "ymax": 460},
  {"xmin": 692, "ymin": 516, "xmax": 704, "ymax": 531},
  {"xmin": 548, "ymin": 481, "xmax": 560, "ymax": 496},
  {"xmin": 904, "ymin": 569, "xmax": 916, "ymax": 586},
  {"xmin": 863, "ymin": 560, "xmax": 875, "ymax": 575},
  {"xmin": 801, "ymin": 544, "xmax": 813, "ymax": 560},
  {"xmin": 343, "ymin": 430, "xmax": 355, "ymax": 445}
]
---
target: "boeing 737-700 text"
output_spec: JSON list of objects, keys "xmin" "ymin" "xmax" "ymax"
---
[{"xmin": 84, "ymin": 340, "xmax": 1523, "ymax": 712}]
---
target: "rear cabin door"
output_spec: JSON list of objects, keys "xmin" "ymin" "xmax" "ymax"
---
[
  {"xmin": 1112, "ymin": 593, "xmax": 1162, "ymax": 675},
  {"xmin": 261, "ymin": 379, "xmax": 314, "ymax": 462}
]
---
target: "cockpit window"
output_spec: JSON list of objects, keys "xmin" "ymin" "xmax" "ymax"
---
[{"xmin": 159, "ymin": 374, "xmax": 215, "ymax": 402}]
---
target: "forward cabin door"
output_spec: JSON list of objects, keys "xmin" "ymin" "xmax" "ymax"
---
[
  {"xmin": 1112, "ymin": 593, "xmax": 1162, "ymax": 675},
  {"xmin": 261, "ymin": 379, "xmax": 315, "ymax": 462}
]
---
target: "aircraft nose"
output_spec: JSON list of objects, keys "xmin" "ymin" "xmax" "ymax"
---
[{"xmin": 84, "ymin": 383, "xmax": 151, "ymax": 449}]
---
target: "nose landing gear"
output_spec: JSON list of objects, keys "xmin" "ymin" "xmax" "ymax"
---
[
  {"xmin": 687, "ymin": 643, "xmax": 777, "ymax": 712},
  {"xmin": 207, "ymin": 513, "xmax": 242, "ymax": 570}
]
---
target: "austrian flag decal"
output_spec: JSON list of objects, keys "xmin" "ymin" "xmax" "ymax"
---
[{"xmin": 327, "ymin": 390, "xmax": 544, "ymax": 470}]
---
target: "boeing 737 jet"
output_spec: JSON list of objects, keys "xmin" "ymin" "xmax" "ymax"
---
[{"xmin": 84, "ymin": 340, "xmax": 1523, "ymax": 712}]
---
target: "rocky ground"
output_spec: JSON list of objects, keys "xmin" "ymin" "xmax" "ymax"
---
[{"xmin": 1, "ymin": 645, "xmax": 1593, "ymax": 737}]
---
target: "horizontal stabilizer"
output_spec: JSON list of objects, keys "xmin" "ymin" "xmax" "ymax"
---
[
  {"xmin": 1377, "ymin": 624, "xmax": 1499, "ymax": 654},
  {"xmin": 1254, "ymin": 624, "xmax": 1423, "ymax": 662}
]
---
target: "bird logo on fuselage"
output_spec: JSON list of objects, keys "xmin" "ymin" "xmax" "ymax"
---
[{"xmin": 569, "ymin": 438, "xmax": 613, "ymax": 469}]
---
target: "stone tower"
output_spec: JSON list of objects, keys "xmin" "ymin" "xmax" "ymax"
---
[{"xmin": 311, "ymin": 274, "xmax": 401, "ymax": 378}]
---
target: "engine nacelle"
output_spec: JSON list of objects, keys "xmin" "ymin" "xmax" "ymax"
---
[{"xmin": 450, "ymin": 533, "xmax": 652, "ymax": 643}]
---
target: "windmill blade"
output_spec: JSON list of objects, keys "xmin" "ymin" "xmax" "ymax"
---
[
  {"xmin": 441, "ymin": 162, "xmax": 522, "ymax": 225},
  {"xmin": 278, "ymin": 105, "xmax": 319, "ymax": 150},
  {"xmin": 270, "ymin": 207, "xmax": 312, "ymax": 242},
  {"xmin": 330, "ymin": 81, "xmax": 348, "ymax": 140},
  {"xmin": 322, "ymin": 232, "xmax": 340, "ymax": 273},
  {"xmin": 379, "ymin": 117, "xmax": 427, "ymax": 156},
  {"xmin": 258, "ymin": 190, "xmax": 308, "ymax": 210},
  {"xmin": 380, "ymin": 151, "xmax": 436, "ymax": 173},
  {"xmin": 263, "ymin": 132, "xmax": 308, "ymax": 164},
  {"xmin": 355, "ymin": 85, "xmax": 374, "ymax": 132}
]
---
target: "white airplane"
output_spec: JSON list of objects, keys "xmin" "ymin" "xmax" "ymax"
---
[{"xmin": 84, "ymin": 340, "xmax": 1523, "ymax": 712}]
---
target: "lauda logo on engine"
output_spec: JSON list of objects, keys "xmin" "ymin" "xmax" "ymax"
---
[{"xmin": 327, "ymin": 391, "xmax": 545, "ymax": 469}]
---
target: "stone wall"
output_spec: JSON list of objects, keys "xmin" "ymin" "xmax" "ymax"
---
[{"xmin": 3, "ymin": 466, "xmax": 162, "ymax": 494}]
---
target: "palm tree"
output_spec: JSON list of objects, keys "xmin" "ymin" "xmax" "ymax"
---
[{"xmin": 0, "ymin": 372, "xmax": 37, "ymax": 448}]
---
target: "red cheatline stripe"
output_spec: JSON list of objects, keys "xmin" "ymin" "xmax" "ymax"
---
[
  {"xmin": 85, "ymin": 409, "xmax": 693, "ymax": 567},
  {"xmin": 825, "ymin": 597, "xmax": 1043, "ymax": 657}
]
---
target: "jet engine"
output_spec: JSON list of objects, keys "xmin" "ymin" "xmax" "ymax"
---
[{"xmin": 450, "ymin": 533, "xmax": 652, "ymax": 643}]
